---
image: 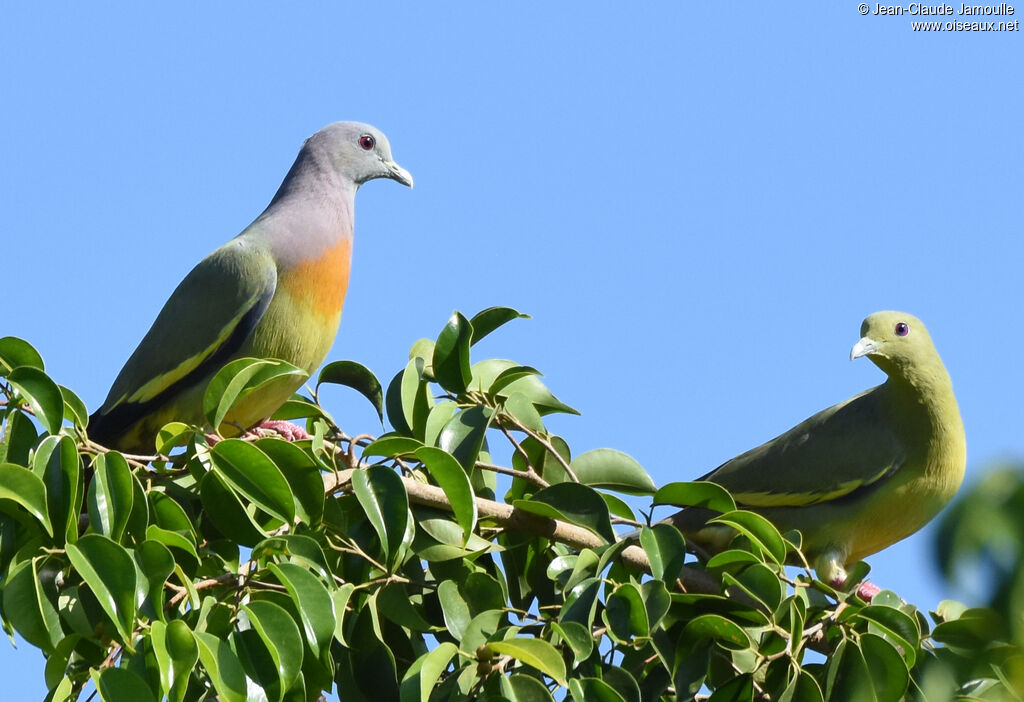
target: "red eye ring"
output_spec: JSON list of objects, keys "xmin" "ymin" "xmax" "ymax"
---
[
  {"xmin": 359, "ymin": 135, "xmax": 375, "ymax": 151},
  {"xmin": 894, "ymin": 322, "xmax": 910, "ymax": 337}
]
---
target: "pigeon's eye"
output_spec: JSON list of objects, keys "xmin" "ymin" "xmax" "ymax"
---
[
  {"xmin": 359, "ymin": 135, "xmax": 375, "ymax": 151},
  {"xmin": 894, "ymin": 322, "xmax": 909, "ymax": 337}
]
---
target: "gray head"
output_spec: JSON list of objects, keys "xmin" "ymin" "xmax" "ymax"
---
[{"xmin": 304, "ymin": 121, "xmax": 413, "ymax": 188}]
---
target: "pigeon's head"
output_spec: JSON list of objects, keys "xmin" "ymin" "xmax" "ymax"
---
[
  {"xmin": 850, "ymin": 310, "xmax": 939, "ymax": 378},
  {"xmin": 309, "ymin": 121, "xmax": 413, "ymax": 188}
]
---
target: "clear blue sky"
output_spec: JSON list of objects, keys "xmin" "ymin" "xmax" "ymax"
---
[{"xmin": 2, "ymin": 3, "xmax": 1020, "ymax": 697}]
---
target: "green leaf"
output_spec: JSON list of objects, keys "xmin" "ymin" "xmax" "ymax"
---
[
  {"xmin": 385, "ymin": 359, "xmax": 434, "ymax": 439},
  {"xmin": 256, "ymin": 439, "xmax": 325, "ymax": 526},
  {"xmin": 203, "ymin": 357, "xmax": 307, "ymax": 432},
  {"xmin": 2, "ymin": 558, "xmax": 63, "ymax": 653},
  {"xmin": 35, "ymin": 435, "xmax": 80, "ymax": 543},
  {"xmin": 241, "ymin": 600, "xmax": 305, "ymax": 693},
  {"xmin": 859, "ymin": 633, "xmax": 910, "ymax": 702},
  {"xmin": 559, "ymin": 578, "xmax": 602, "ymax": 628},
  {"xmin": 568, "ymin": 678, "xmax": 626, "ymax": 702},
  {"xmin": 487, "ymin": 638, "xmax": 567, "ymax": 687},
  {"xmin": 653, "ymin": 481, "xmax": 736, "ymax": 512},
  {"xmin": 378, "ymin": 582, "xmax": 434, "ymax": 631},
  {"xmin": 437, "ymin": 405, "xmax": 491, "ymax": 470},
  {"xmin": 437, "ymin": 579, "xmax": 472, "ymax": 641},
  {"xmin": 570, "ymin": 448, "xmax": 656, "ymax": 495},
  {"xmin": 605, "ymin": 582, "xmax": 650, "ymax": 641},
  {"xmin": 423, "ymin": 401, "xmax": 458, "ymax": 447},
  {"xmin": 7, "ymin": 366, "xmax": 64, "ymax": 434},
  {"xmin": 469, "ymin": 306, "xmax": 529, "ymax": 345},
  {"xmin": 514, "ymin": 483, "xmax": 616, "ymax": 543},
  {"xmin": 0, "ymin": 463, "xmax": 53, "ymax": 536},
  {"xmin": 710, "ymin": 510, "xmax": 787, "ymax": 565},
  {"xmin": 88, "ymin": 449, "xmax": 134, "ymax": 542},
  {"xmin": 551, "ymin": 620, "xmax": 594, "ymax": 666},
  {"xmin": 722, "ymin": 563, "xmax": 785, "ymax": 611},
  {"xmin": 65, "ymin": 534, "xmax": 138, "ymax": 645},
  {"xmin": 825, "ymin": 639, "xmax": 875, "ymax": 702},
  {"xmin": 195, "ymin": 631, "xmax": 248, "ymax": 702},
  {"xmin": 317, "ymin": 360, "xmax": 383, "ymax": 423},
  {"xmin": 681, "ymin": 614, "xmax": 752, "ymax": 650},
  {"xmin": 151, "ymin": 619, "xmax": 199, "ymax": 702},
  {"xmin": 489, "ymin": 365, "xmax": 543, "ymax": 395},
  {"xmin": 415, "ymin": 447, "xmax": 476, "ymax": 542},
  {"xmin": 399, "ymin": 641, "xmax": 458, "ymax": 702},
  {"xmin": 502, "ymin": 391, "xmax": 545, "ymax": 433},
  {"xmin": 91, "ymin": 668, "xmax": 158, "ymax": 702},
  {"xmin": 199, "ymin": 470, "xmax": 268, "ymax": 546},
  {"xmin": 351, "ymin": 465, "xmax": 410, "ymax": 569},
  {"xmin": 136, "ymin": 539, "xmax": 175, "ymax": 620},
  {"xmin": 210, "ymin": 439, "xmax": 295, "ymax": 524},
  {"xmin": 58, "ymin": 384, "xmax": 89, "ymax": 428},
  {"xmin": 268, "ymin": 562, "xmax": 336, "ymax": 659},
  {"xmin": 0, "ymin": 336, "xmax": 45, "ymax": 373},
  {"xmin": 432, "ymin": 311, "xmax": 474, "ymax": 394},
  {"xmin": 640, "ymin": 580, "xmax": 671, "ymax": 630},
  {"xmin": 469, "ymin": 359, "xmax": 579, "ymax": 415},
  {"xmin": 363, "ymin": 435, "xmax": 425, "ymax": 458},
  {"xmin": 0, "ymin": 408, "xmax": 38, "ymax": 465},
  {"xmin": 850, "ymin": 604, "xmax": 920, "ymax": 667}
]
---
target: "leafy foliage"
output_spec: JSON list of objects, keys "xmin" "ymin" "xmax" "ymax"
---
[{"xmin": 0, "ymin": 317, "xmax": 1020, "ymax": 701}]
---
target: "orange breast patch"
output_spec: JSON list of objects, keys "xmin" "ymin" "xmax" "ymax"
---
[{"xmin": 281, "ymin": 237, "xmax": 352, "ymax": 318}]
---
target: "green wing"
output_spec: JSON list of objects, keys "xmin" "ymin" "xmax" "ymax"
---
[
  {"xmin": 701, "ymin": 387, "xmax": 905, "ymax": 507},
  {"xmin": 91, "ymin": 239, "xmax": 277, "ymax": 432}
]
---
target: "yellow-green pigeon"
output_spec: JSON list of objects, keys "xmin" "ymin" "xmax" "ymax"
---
[
  {"xmin": 89, "ymin": 121, "xmax": 412, "ymax": 453},
  {"xmin": 666, "ymin": 311, "xmax": 966, "ymax": 595}
]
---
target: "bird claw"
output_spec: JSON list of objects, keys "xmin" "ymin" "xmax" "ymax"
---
[
  {"xmin": 830, "ymin": 575, "xmax": 881, "ymax": 601},
  {"xmin": 250, "ymin": 420, "xmax": 310, "ymax": 442}
]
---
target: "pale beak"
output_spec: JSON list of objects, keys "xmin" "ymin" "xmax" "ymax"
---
[
  {"xmin": 383, "ymin": 159, "xmax": 414, "ymax": 188},
  {"xmin": 850, "ymin": 337, "xmax": 880, "ymax": 360}
]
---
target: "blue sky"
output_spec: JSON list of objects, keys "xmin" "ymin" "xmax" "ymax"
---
[{"xmin": 1, "ymin": 3, "xmax": 1020, "ymax": 697}]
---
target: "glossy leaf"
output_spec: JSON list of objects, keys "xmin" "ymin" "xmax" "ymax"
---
[
  {"xmin": 399, "ymin": 641, "xmax": 458, "ymax": 702},
  {"xmin": 487, "ymin": 638, "xmax": 567, "ymax": 687},
  {"xmin": 351, "ymin": 465, "xmax": 410, "ymax": 569},
  {"xmin": 203, "ymin": 357, "xmax": 307, "ymax": 432},
  {"xmin": 58, "ymin": 384, "xmax": 89, "ymax": 428},
  {"xmin": 2, "ymin": 558, "xmax": 63, "ymax": 653},
  {"xmin": 241, "ymin": 600, "xmax": 304, "ymax": 692},
  {"xmin": 210, "ymin": 439, "xmax": 295, "ymax": 524},
  {"xmin": 0, "ymin": 336, "xmax": 45, "ymax": 372},
  {"xmin": 653, "ymin": 481, "xmax": 736, "ymax": 512},
  {"xmin": 432, "ymin": 311, "xmax": 474, "ymax": 394},
  {"xmin": 199, "ymin": 470, "xmax": 268, "ymax": 546},
  {"xmin": 437, "ymin": 405, "xmax": 491, "ymax": 470},
  {"xmin": 385, "ymin": 359, "xmax": 434, "ymax": 439},
  {"xmin": 468, "ymin": 306, "xmax": 528, "ymax": 345},
  {"xmin": 195, "ymin": 631, "xmax": 248, "ymax": 702},
  {"xmin": 268, "ymin": 562, "xmax": 336, "ymax": 659},
  {"xmin": 550, "ymin": 620, "xmax": 594, "ymax": 666},
  {"xmin": 415, "ymin": 447, "xmax": 476, "ymax": 542},
  {"xmin": 256, "ymin": 439, "xmax": 325, "ymax": 526},
  {"xmin": 88, "ymin": 449, "xmax": 134, "ymax": 542},
  {"xmin": 605, "ymin": 583, "xmax": 650, "ymax": 640},
  {"xmin": 7, "ymin": 366, "xmax": 64, "ymax": 434},
  {"xmin": 317, "ymin": 360, "xmax": 383, "ymax": 423},
  {"xmin": 35, "ymin": 435, "xmax": 80, "ymax": 543},
  {"xmin": 66, "ymin": 534, "xmax": 138, "ymax": 644},
  {"xmin": 363, "ymin": 435, "xmax": 424, "ymax": 458},
  {"xmin": 570, "ymin": 448, "xmax": 656, "ymax": 495},
  {"xmin": 514, "ymin": 483, "xmax": 616, "ymax": 543},
  {"xmin": 710, "ymin": 510, "xmax": 787, "ymax": 565},
  {"xmin": 151, "ymin": 619, "xmax": 199, "ymax": 702},
  {"xmin": 0, "ymin": 463, "xmax": 53, "ymax": 536},
  {"xmin": 91, "ymin": 668, "xmax": 158, "ymax": 702},
  {"xmin": 681, "ymin": 614, "xmax": 752, "ymax": 650}
]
